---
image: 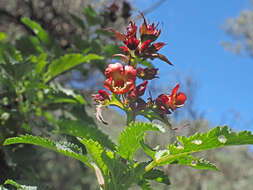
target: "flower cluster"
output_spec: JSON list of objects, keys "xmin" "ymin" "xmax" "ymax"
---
[
  {"xmin": 108, "ymin": 13, "xmax": 172, "ymax": 66},
  {"xmin": 93, "ymin": 14, "xmax": 186, "ymax": 125}
]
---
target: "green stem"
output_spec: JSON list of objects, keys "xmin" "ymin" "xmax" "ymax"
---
[
  {"xmin": 145, "ymin": 161, "xmax": 157, "ymax": 172},
  {"xmin": 126, "ymin": 111, "xmax": 136, "ymax": 125}
]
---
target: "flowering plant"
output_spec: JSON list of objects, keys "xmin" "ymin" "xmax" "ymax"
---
[{"xmin": 2, "ymin": 9, "xmax": 253, "ymax": 190}]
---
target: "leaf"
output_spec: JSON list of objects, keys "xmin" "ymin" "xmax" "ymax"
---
[
  {"xmin": 48, "ymin": 83, "xmax": 87, "ymax": 105},
  {"xmin": 83, "ymin": 5, "xmax": 101, "ymax": 26},
  {"xmin": 0, "ymin": 185, "xmax": 8, "ymax": 190},
  {"xmin": 57, "ymin": 119, "xmax": 116, "ymax": 151},
  {"xmin": 138, "ymin": 109, "xmax": 172, "ymax": 128},
  {"xmin": 102, "ymin": 152, "xmax": 130, "ymax": 188},
  {"xmin": 3, "ymin": 135, "xmax": 92, "ymax": 168},
  {"xmin": 0, "ymin": 56, "xmax": 33, "ymax": 80},
  {"xmin": 136, "ymin": 58, "xmax": 154, "ymax": 68},
  {"xmin": 44, "ymin": 53, "xmax": 103, "ymax": 82},
  {"xmin": 15, "ymin": 36, "xmax": 44, "ymax": 56},
  {"xmin": 35, "ymin": 53, "xmax": 48, "ymax": 75},
  {"xmin": 21, "ymin": 17, "xmax": 51, "ymax": 46},
  {"xmin": 0, "ymin": 32, "xmax": 6, "ymax": 41},
  {"xmin": 148, "ymin": 126, "xmax": 253, "ymax": 169},
  {"xmin": 70, "ymin": 13, "xmax": 85, "ymax": 29},
  {"xmin": 170, "ymin": 155, "xmax": 218, "ymax": 170},
  {"xmin": 143, "ymin": 169, "xmax": 170, "ymax": 185},
  {"xmin": 78, "ymin": 138, "xmax": 108, "ymax": 175},
  {"xmin": 138, "ymin": 180, "xmax": 153, "ymax": 190},
  {"xmin": 4, "ymin": 179, "xmax": 37, "ymax": 190},
  {"xmin": 140, "ymin": 140, "xmax": 156, "ymax": 158},
  {"xmin": 102, "ymin": 44, "xmax": 120, "ymax": 57},
  {"xmin": 118, "ymin": 122, "xmax": 165, "ymax": 160},
  {"xmin": 104, "ymin": 94, "xmax": 125, "ymax": 109}
]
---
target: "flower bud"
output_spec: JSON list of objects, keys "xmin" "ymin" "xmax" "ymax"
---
[{"xmin": 137, "ymin": 67, "xmax": 158, "ymax": 80}]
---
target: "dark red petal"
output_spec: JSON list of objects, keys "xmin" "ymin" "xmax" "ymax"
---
[
  {"xmin": 136, "ymin": 81, "xmax": 148, "ymax": 96},
  {"xmin": 157, "ymin": 54, "xmax": 173, "ymax": 65},
  {"xmin": 152, "ymin": 42, "xmax": 166, "ymax": 51},
  {"xmin": 120, "ymin": 46, "xmax": 129, "ymax": 53},
  {"xmin": 104, "ymin": 28, "xmax": 126, "ymax": 41},
  {"xmin": 139, "ymin": 40, "xmax": 151, "ymax": 52},
  {"xmin": 126, "ymin": 21, "xmax": 137, "ymax": 37},
  {"xmin": 139, "ymin": 13, "xmax": 148, "ymax": 37},
  {"xmin": 172, "ymin": 83, "xmax": 180, "ymax": 96}
]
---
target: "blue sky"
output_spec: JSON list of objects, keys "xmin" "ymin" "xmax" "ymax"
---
[{"xmin": 135, "ymin": 0, "xmax": 253, "ymax": 130}]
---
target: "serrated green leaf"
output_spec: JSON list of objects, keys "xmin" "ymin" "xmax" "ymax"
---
[
  {"xmin": 3, "ymin": 135, "xmax": 92, "ymax": 168},
  {"xmin": 140, "ymin": 140, "xmax": 156, "ymax": 158},
  {"xmin": 70, "ymin": 13, "xmax": 85, "ymax": 29},
  {"xmin": 170, "ymin": 155, "xmax": 218, "ymax": 170},
  {"xmin": 78, "ymin": 138, "xmax": 108, "ymax": 175},
  {"xmin": 146, "ymin": 126, "xmax": 253, "ymax": 171},
  {"xmin": 143, "ymin": 169, "xmax": 170, "ymax": 185},
  {"xmin": 118, "ymin": 122, "xmax": 165, "ymax": 160},
  {"xmin": 58, "ymin": 119, "xmax": 116, "ymax": 151},
  {"xmin": 138, "ymin": 180, "xmax": 153, "ymax": 190},
  {"xmin": 102, "ymin": 152, "xmax": 131, "ymax": 189},
  {"xmin": 138, "ymin": 109, "xmax": 172, "ymax": 128},
  {"xmin": 44, "ymin": 53, "xmax": 103, "ymax": 82},
  {"xmin": 4, "ymin": 179, "xmax": 37, "ymax": 190}
]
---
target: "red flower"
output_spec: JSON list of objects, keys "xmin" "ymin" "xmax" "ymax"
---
[
  {"xmin": 139, "ymin": 13, "xmax": 161, "ymax": 42},
  {"xmin": 92, "ymin": 90, "xmax": 110, "ymax": 103},
  {"xmin": 104, "ymin": 63, "xmax": 136, "ymax": 94},
  {"xmin": 154, "ymin": 83, "xmax": 186, "ymax": 114},
  {"xmin": 168, "ymin": 83, "xmax": 187, "ymax": 110}
]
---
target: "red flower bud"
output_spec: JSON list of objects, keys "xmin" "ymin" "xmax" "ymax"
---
[
  {"xmin": 155, "ymin": 94, "xmax": 171, "ymax": 115},
  {"xmin": 137, "ymin": 67, "xmax": 158, "ymax": 80},
  {"xmin": 92, "ymin": 90, "xmax": 110, "ymax": 103},
  {"xmin": 139, "ymin": 13, "xmax": 161, "ymax": 42},
  {"xmin": 129, "ymin": 98, "xmax": 147, "ymax": 111},
  {"xmin": 128, "ymin": 81, "xmax": 148, "ymax": 100},
  {"xmin": 154, "ymin": 83, "xmax": 186, "ymax": 114},
  {"xmin": 126, "ymin": 37, "xmax": 139, "ymax": 50}
]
